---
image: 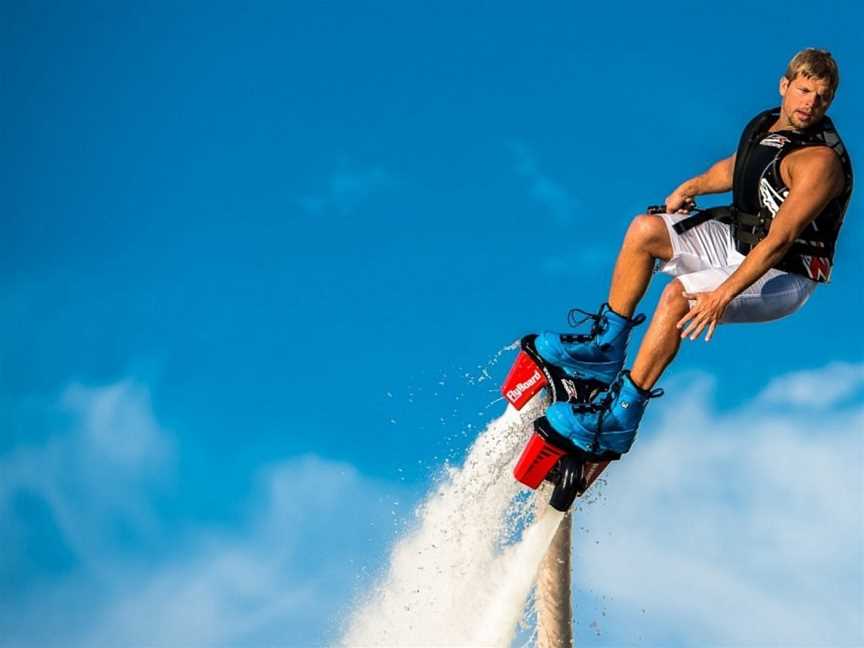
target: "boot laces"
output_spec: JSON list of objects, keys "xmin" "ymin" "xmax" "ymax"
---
[
  {"xmin": 579, "ymin": 373, "xmax": 664, "ymax": 455},
  {"xmin": 561, "ymin": 304, "xmax": 610, "ymax": 344}
]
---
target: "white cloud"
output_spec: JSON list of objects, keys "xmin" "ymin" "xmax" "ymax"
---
[
  {"xmin": 299, "ymin": 167, "xmax": 393, "ymax": 215},
  {"xmin": 508, "ymin": 141, "xmax": 606, "ymax": 276},
  {"xmin": 569, "ymin": 370, "xmax": 864, "ymax": 646},
  {"xmin": 63, "ymin": 381, "xmax": 172, "ymax": 469},
  {"xmin": 0, "ymin": 380, "xmax": 412, "ymax": 648},
  {"xmin": 757, "ymin": 361, "xmax": 864, "ymax": 408},
  {"xmin": 0, "ymin": 381, "xmax": 173, "ymax": 572},
  {"xmin": 509, "ymin": 141, "xmax": 579, "ymax": 226},
  {"xmin": 79, "ymin": 457, "xmax": 400, "ymax": 648}
]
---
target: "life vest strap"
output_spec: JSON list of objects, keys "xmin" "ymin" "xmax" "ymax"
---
[
  {"xmin": 671, "ymin": 206, "xmax": 734, "ymax": 234},
  {"xmin": 735, "ymin": 226, "xmax": 832, "ymax": 257}
]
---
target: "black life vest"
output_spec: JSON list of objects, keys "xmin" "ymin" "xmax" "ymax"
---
[
  {"xmin": 732, "ymin": 107, "xmax": 853, "ymax": 282},
  {"xmin": 674, "ymin": 107, "xmax": 853, "ymax": 283}
]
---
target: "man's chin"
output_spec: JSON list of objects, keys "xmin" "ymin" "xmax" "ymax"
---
[{"xmin": 791, "ymin": 112, "xmax": 819, "ymax": 129}]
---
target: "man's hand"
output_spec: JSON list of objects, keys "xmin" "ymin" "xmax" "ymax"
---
[
  {"xmin": 664, "ymin": 154, "xmax": 735, "ymax": 214},
  {"xmin": 664, "ymin": 189, "xmax": 696, "ymax": 214},
  {"xmin": 677, "ymin": 288, "xmax": 733, "ymax": 342}
]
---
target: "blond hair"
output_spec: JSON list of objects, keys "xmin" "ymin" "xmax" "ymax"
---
[{"xmin": 784, "ymin": 49, "xmax": 840, "ymax": 97}]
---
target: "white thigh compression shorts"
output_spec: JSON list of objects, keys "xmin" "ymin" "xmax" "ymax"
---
[{"xmin": 657, "ymin": 212, "xmax": 817, "ymax": 324}]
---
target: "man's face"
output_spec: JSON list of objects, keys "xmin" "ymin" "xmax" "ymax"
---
[{"xmin": 779, "ymin": 74, "xmax": 834, "ymax": 129}]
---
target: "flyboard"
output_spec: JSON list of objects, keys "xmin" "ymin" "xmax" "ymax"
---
[{"xmin": 501, "ymin": 334, "xmax": 620, "ymax": 511}]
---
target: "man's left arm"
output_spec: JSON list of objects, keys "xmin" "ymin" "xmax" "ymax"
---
[{"xmin": 678, "ymin": 146, "xmax": 846, "ymax": 341}]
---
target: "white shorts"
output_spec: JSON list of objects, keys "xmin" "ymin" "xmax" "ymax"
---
[{"xmin": 657, "ymin": 212, "xmax": 817, "ymax": 324}]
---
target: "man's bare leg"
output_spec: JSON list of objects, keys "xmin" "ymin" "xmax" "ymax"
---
[
  {"xmin": 533, "ymin": 213, "xmax": 678, "ymax": 382},
  {"xmin": 629, "ymin": 279, "xmax": 690, "ymax": 389},
  {"xmin": 535, "ymin": 216, "xmax": 687, "ymax": 453},
  {"xmin": 605, "ymin": 214, "xmax": 688, "ymax": 389},
  {"xmin": 607, "ymin": 214, "xmax": 674, "ymax": 318}
]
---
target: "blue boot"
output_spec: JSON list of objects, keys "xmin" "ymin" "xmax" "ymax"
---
[
  {"xmin": 534, "ymin": 304, "xmax": 646, "ymax": 384},
  {"xmin": 544, "ymin": 371, "xmax": 663, "ymax": 455}
]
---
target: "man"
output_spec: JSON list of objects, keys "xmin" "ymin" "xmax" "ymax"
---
[{"xmin": 534, "ymin": 48, "xmax": 853, "ymax": 456}]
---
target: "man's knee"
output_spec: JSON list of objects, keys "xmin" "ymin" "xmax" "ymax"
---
[
  {"xmin": 626, "ymin": 214, "xmax": 672, "ymax": 260},
  {"xmin": 658, "ymin": 279, "xmax": 690, "ymax": 317}
]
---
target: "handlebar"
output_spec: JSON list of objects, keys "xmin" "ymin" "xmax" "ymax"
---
[{"xmin": 646, "ymin": 200, "xmax": 698, "ymax": 215}]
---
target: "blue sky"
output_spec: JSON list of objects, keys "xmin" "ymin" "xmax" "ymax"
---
[{"xmin": 2, "ymin": 1, "xmax": 863, "ymax": 646}]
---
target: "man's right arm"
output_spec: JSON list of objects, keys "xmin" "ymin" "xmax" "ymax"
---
[{"xmin": 665, "ymin": 154, "xmax": 736, "ymax": 212}]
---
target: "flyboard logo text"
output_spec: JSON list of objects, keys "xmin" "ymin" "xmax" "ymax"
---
[{"xmin": 506, "ymin": 369, "xmax": 543, "ymax": 403}]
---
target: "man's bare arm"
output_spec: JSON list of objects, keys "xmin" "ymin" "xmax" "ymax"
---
[
  {"xmin": 677, "ymin": 146, "xmax": 845, "ymax": 341},
  {"xmin": 715, "ymin": 147, "xmax": 844, "ymax": 297},
  {"xmin": 665, "ymin": 154, "xmax": 736, "ymax": 212}
]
